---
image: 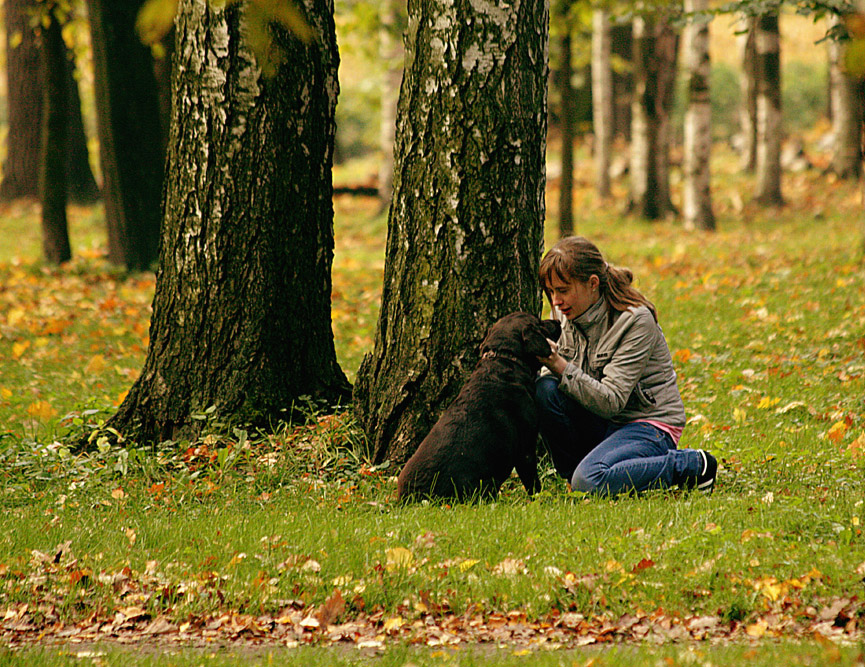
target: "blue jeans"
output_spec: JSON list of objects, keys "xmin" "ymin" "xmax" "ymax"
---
[{"xmin": 534, "ymin": 376, "xmax": 704, "ymax": 496}]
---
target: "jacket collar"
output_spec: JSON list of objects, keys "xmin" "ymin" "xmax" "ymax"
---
[{"xmin": 574, "ymin": 296, "xmax": 608, "ymax": 331}]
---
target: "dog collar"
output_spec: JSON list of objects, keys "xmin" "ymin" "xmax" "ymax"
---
[{"xmin": 481, "ymin": 349, "xmax": 527, "ymax": 366}]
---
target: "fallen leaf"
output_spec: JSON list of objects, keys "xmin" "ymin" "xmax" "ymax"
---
[{"xmin": 385, "ymin": 547, "xmax": 414, "ymax": 571}]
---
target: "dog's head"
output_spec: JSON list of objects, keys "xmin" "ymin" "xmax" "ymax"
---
[{"xmin": 480, "ymin": 312, "xmax": 562, "ymax": 368}]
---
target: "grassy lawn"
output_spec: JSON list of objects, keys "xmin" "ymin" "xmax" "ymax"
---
[{"xmin": 0, "ymin": 150, "xmax": 864, "ymax": 664}]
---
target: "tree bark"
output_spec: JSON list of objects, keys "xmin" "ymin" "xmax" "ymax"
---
[
  {"xmin": 828, "ymin": 14, "xmax": 862, "ymax": 179},
  {"xmin": 1, "ymin": 0, "xmax": 42, "ymax": 200},
  {"xmin": 87, "ymin": 0, "xmax": 164, "ymax": 271},
  {"xmin": 559, "ymin": 28, "xmax": 575, "ymax": 236},
  {"xmin": 592, "ymin": 9, "xmax": 613, "ymax": 199},
  {"xmin": 738, "ymin": 16, "xmax": 758, "ymax": 172},
  {"xmin": 754, "ymin": 11, "xmax": 783, "ymax": 206},
  {"xmin": 39, "ymin": 13, "xmax": 72, "ymax": 265},
  {"xmin": 106, "ymin": 0, "xmax": 350, "ymax": 445},
  {"xmin": 377, "ymin": 0, "xmax": 403, "ymax": 209},
  {"xmin": 352, "ymin": 0, "xmax": 549, "ymax": 466},
  {"xmin": 611, "ymin": 22, "xmax": 632, "ymax": 141},
  {"xmin": 628, "ymin": 14, "xmax": 678, "ymax": 220},
  {"xmin": 683, "ymin": 0, "xmax": 714, "ymax": 231}
]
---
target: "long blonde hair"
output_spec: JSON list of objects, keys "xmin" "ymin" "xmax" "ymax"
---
[{"xmin": 539, "ymin": 236, "xmax": 657, "ymax": 321}]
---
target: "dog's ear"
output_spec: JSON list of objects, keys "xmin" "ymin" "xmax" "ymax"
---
[
  {"xmin": 540, "ymin": 319, "xmax": 562, "ymax": 342},
  {"xmin": 523, "ymin": 323, "xmax": 555, "ymax": 358}
]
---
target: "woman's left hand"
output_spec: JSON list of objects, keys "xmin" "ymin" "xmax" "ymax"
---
[{"xmin": 537, "ymin": 338, "xmax": 568, "ymax": 376}]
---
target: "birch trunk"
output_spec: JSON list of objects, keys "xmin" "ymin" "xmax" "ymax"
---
[
  {"xmin": 107, "ymin": 0, "xmax": 350, "ymax": 444},
  {"xmin": 378, "ymin": 0, "xmax": 404, "ymax": 207},
  {"xmin": 683, "ymin": 0, "xmax": 714, "ymax": 230},
  {"xmin": 592, "ymin": 9, "xmax": 613, "ymax": 199},
  {"xmin": 828, "ymin": 14, "xmax": 862, "ymax": 179},
  {"xmin": 754, "ymin": 11, "xmax": 783, "ymax": 206},
  {"xmin": 739, "ymin": 16, "xmax": 758, "ymax": 172},
  {"xmin": 353, "ymin": 0, "xmax": 549, "ymax": 466}
]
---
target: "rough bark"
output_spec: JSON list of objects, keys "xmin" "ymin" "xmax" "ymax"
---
[
  {"xmin": 683, "ymin": 0, "xmax": 714, "ymax": 231},
  {"xmin": 828, "ymin": 15, "xmax": 862, "ymax": 179},
  {"xmin": 1, "ymin": 0, "xmax": 42, "ymax": 200},
  {"xmin": 353, "ymin": 0, "xmax": 549, "ymax": 466},
  {"xmin": 106, "ymin": 0, "xmax": 350, "ymax": 445},
  {"xmin": 559, "ymin": 28, "xmax": 575, "ymax": 236},
  {"xmin": 377, "ymin": 1, "xmax": 403, "ymax": 208},
  {"xmin": 592, "ymin": 9, "xmax": 613, "ymax": 199},
  {"xmin": 754, "ymin": 11, "xmax": 783, "ymax": 206},
  {"xmin": 739, "ymin": 16, "xmax": 758, "ymax": 172},
  {"xmin": 87, "ymin": 0, "xmax": 164, "ymax": 271},
  {"xmin": 628, "ymin": 15, "xmax": 678, "ymax": 220},
  {"xmin": 39, "ymin": 15, "xmax": 72, "ymax": 264}
]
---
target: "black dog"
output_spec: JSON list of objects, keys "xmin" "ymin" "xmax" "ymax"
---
[{"xmin": 397, "ymin": 312, "xmax": 562, "ymax": 501}]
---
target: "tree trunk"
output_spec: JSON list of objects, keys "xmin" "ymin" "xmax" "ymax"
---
[
  {"xmin": 592, "ymin": 9, "xmax": 613, "ymax": 199},
  {"xmin": 739, "ymin": 16, "xmax": 758, "ymax": 172},
  {"xmin": 611, "ymin": 22, "xmax": 632, "ymax": 141},
  {"xmin": 39, "ymin": 14, "xmax": 72, "ymax": 265},
  {"xmin": 559, "ymin": 28, "xmax": 575, "ymax": 236},
  {"xmin": 683, "ymin": 0, "xmax": 715, "ymax": 231},
  {"xmin": 377, "ymin": 1, "xmax": 403, "ymax": 209},
  {"xmin": 352, "ymin": 0, "xmax": 549, "ymax": 466},
  {"xmin": 1, "ymin": 0, "xmax": 42, "ymax": 200},
  {"xmin": 87, "ymin": 0, "xmax": 164, "ymax": 271},
  {"xmin": 106, "ymin": 0, "xmax": 350, "ymax": 445},
  {"xmin": 828, "ymin": 14, "xmax": 862, "ymax": 179},
  {"xmin": 754, "ymin": 11, "xmax": 783, "ymax": 206},
  {"xmin": 628, "ymin": 15, "xmax": 678, "ymax": 220},
  {"xmin": 1, "ymin": 0, "xmax": 99, "ymax": 203}
]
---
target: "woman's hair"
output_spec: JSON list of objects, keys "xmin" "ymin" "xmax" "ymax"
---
[{"xmin": 538, "ymin": 236, "xmax": 657, "ymax": 321}]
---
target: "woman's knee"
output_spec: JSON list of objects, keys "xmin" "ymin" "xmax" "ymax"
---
[
  {"xmin": 571, "ymin": 461, "xmax": 607, "ymax": 495},
  {"xmin": 534, "ymin": 376, "xmax": 562, "ymax": 411}
]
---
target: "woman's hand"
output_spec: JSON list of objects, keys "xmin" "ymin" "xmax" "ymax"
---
[{"xmin": 537, "ymin": 338, "xmax": 568, "ymax": 376}]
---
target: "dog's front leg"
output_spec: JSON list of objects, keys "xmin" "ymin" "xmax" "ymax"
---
[{"xmin": 515, "ymin": 440, "xmax": 541, "ymax": 496}]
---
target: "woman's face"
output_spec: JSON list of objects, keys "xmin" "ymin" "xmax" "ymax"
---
[{"xmin": 546, "ymin": 274, "xmax": 600, "ymax": 320}]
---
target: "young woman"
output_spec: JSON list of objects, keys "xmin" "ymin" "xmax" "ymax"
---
[{"xmin": 534, "ymin": 236, "xmax": 717, "ymax": 496}]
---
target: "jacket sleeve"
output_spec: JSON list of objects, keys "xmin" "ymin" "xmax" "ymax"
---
[{"xmin": 557, "ymin": 310, "xmax": 656, "ymax": 419}]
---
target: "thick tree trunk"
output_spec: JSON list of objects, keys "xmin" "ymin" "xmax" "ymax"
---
[
  {"xmin": 106, "ymin": 0, "xmax": 350, "ymax": 444},
  {"xmin": 754, "ymin": 11, "xmax": 783, "ymax": 206},
  {"xmin": 559, "ymin": 29, "xmax": 575, "ymax": 236},
  {"xmin": 1, "ymin": 0, "xmax": 42, "ymax": 200},
  {"xmin": 592, "ymin": 9, "xmax": 613, "ymax": 199},
  {"xmin": 683, "ymin": 0, "xmax": 714, "ymax": 231},
  {"xmin": 739, "ymin": 16, "xmax": 758, "ymax": 172},
  {"xmin": 87, "ymin": 0, "xmax": 164, "ymax": 271},
  {"xmin": 353, "ymin": 0, "xmax": 548, "ymax": 466},
  {"xmin": 64, "ymin": 51, "xmax": 101, "ymax": 204},
  {"xmin": 377, "ymin": 1, "xmax": 403, "ymax": 208},
  {"xmin": 628, "ymin": 15, "xmax": 678, "ymax": 220},
  {"xmin": 828, "ymin": 15, "xmax": 862, "ymax": 179},
  {"xmin": 39, "ymin": 15, "xmax": 72, "ymax": 265}
]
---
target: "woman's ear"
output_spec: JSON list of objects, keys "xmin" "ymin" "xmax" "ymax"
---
[{"xmin": 589, "ymin": 274, "xmax": 600, "ymax": 291}]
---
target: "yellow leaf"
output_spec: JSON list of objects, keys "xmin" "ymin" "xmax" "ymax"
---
[
  {"xmin": 757, "ymin": 396, "xmax": 781, "ymax": 410},
  {"xmin": 383, "ymin": 616, "xmax": 403, "ymax": 633},
  {"xmin": 0, "ymin": 387, "xmax": 12, "ymax": 400},
  {"xmin": 847, "ymin": 432, "xmax": 865, "ymax": 459},
  {"xmin": 111, "ymin": 488, "xmax": 125, "ymax": 500},
  {"xmin": 135, "ymin": 0, "xmax": 179, "ymax": 45},
  {"xmin": 459, "ymin": 559, "xmax": 480, "ymax": 572},
  {"xmin": 827, "ymin": 421, "xmax": 848, "ymax": 443},
  {"xmin": 12, "ymin": 341, "xmax": 30, "ymax": 359},
  {"xmin": 85, "ymin": 355, "xmax": 107, "ymax": 375},
  {"xmin": 26, "ymin": 400, "xmax": 56, "ymax": 420},
  {"xmin": 512, "ymin": 649, "xmax": 532, "ymax": 656},
  {"xmin": 746, "ymin": 619, "xmax": 768, "ymax": 638},
  {"xmin": 385, "ymin": 547, "xmax": 414, "ymax": 571},
  {"xmin": 7, "ymin": 308, "xmax": 25, "ymax": 327}
]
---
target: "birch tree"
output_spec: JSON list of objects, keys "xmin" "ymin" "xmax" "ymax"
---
[
  {"xmin": 592, "ymin": 9, "xmax": 613, "ymax": 199},
  {"xmin": 683, "ymin": 0, "xmax": 714, "ymax": 230},
  {"xmin": 353, "ymin": 0, "xmax": 549, "ymax": 466},
  {"xmin": 107, "ymin": 0, "xmax": 350, "ymax": 444},
  {"xmin": 828, "ymin": 14, "xmax": 862, "ymax": 179},
  {"xmin": 738, "ymin": 16, "xmax": 759, "ymax": 172},
  {"xmin": 754, "ymin": 9, "xmax": 783, "ymax": 206}
]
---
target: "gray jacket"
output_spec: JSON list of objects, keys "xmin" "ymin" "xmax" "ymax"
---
[{"xmin": 540, "ymin": 298, "xmax": 686, "ymax": 427}]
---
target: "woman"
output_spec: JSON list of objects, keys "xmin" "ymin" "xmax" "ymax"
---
[{"xmin": 534, "ymin": 236, "xmax": 717, "ymax": 496}]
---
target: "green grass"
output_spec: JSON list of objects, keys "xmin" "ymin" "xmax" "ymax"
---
[{"xmin": 1, "ymin": 150, "xmax": 864, "ymax": 662}]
